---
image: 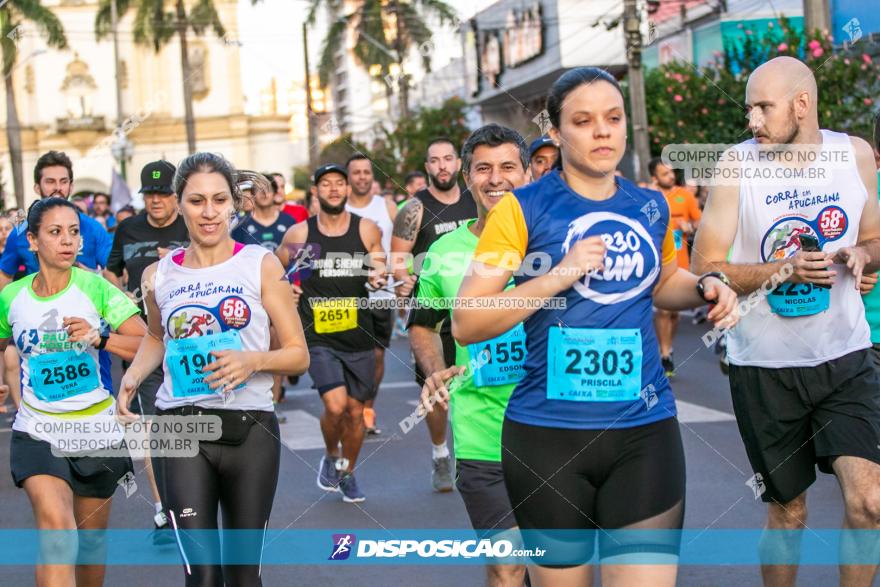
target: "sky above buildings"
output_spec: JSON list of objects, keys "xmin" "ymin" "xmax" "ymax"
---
[{"xmin": 235, "ymin": 0, "xmax": 495, "ymax": 116}]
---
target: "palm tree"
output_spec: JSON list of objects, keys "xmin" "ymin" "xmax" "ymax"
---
[
  {"xmin": 308, "ymin": 0, "xmax": 457, "ymax": 119},
  {"xmin": 1, "ymin": 2, "xmax": 67, "ymax": 209},
  {"xmin": 96, "ymin": 0, "xmax": 252, "ymax": 154}
]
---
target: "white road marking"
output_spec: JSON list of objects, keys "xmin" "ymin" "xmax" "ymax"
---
[
  {"xmin": 278, "ymin": 409, "xmax": 325, "ymax": 451},
  {"xmin": 676, "ymin": 400, "xmax": 735, "ymax": 423},
  {"xmin": 278, "ymin": 409, "xmax": 398, "ymax": 451},
  {"xmin": 275, "ymin": 382, "xmax": 735, "ymax": 453}
]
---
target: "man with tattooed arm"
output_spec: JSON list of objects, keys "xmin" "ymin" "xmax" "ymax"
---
[{"xmin": 390, "ymin": 138, "xmax": 477, "ymax": 492}]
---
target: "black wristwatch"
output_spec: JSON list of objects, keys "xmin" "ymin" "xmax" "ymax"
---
[
  {"xmin": 696, "ymin": 272, "xmax": 730, "ymax": 302},
  {"xmin": 96, "ymin": 335, "xmax": 110, "ymax": 350}
]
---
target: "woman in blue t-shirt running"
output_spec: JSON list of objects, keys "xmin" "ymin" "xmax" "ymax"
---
[{"xmin": 452, "ymin": 67, "xmax": 740, "ymax": 586}]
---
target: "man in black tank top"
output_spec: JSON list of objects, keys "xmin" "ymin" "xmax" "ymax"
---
[
  {"xmin": 390, "ymin": 138, "xmax": 477, "ymax": 492},
  {"xmin": 276, "ymin": 164, "xmax": 385, "ymax": 504}
]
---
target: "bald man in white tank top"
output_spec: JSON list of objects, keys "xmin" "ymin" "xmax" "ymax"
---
[{"xmin": 693, "ymin": 56, "xmax": 880, "ymax": 587}]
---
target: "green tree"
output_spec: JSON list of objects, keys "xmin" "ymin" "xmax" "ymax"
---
[
  {"xmin": 307, "ymin": 0, "xmax": 457, "ymax": 118},
  {"xmin": 1, "ymin": 1, "xmax": 67, "ymax": 209},
  {"xmin": 96, "ymin": 0, "xmax": 259, "ymax": 154},
  {"xmin": 370, "ymin": 96, "xmax": 470, "ymax": 189},
  {"xmin": 645, "ymin": 16, "xmax": 880, "ymax": 154},
  {"xmin": 315, "ymin": 97, "xmax": 470, "ymax": 190},
  {"xmin": 317, "ymin": 133, "xmax": 371, "ymax": 167},
  {"xmin": 291, "ymin": 165, "xmax": 312, "ymax": 191}
]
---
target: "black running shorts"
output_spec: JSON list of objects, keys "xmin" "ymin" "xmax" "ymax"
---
[
  {"xmin": 729, "ymin": 348, "xmax": 880, "ymax": 504},
  {"xmin": 309, "ymin": 346, "xmax": 376, "ymax": 403},
  {"xmin": 11, "ymin": 431, "xmax": 134, "ymax": 499},
  {"xmin": 455, "ymin": 459, "xmax": 518, "ymax": 536}
]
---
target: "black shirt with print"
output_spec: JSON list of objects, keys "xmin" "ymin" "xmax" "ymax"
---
[{"xmin": 107, "ymin": 212, "xmax": 189, "ymax": 312}]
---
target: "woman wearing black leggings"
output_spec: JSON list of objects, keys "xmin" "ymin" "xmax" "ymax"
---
[{"xmin": 118, "ymin": 154, "xmax": 308, "ymax": 586}]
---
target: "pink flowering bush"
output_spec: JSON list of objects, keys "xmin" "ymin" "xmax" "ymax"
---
[{"xmin": 643, "ymin": 16, "xmax": 880, "ymax": 155}]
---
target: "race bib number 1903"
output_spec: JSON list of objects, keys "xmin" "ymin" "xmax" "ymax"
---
[{"xmin": 166, "ymin": 330, "xmax": 244, "ymax": 398}]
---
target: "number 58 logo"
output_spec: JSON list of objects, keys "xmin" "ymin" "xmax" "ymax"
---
[
  {"xmin": 218, "ymin": 296, "xmax": 251, "ymax": 329},
  {"xmin": 817, "ymin": 205, "xmax": 847, "ymax": 241}
]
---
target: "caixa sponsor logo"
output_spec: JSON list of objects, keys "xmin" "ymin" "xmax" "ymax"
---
[{"xmin": 355, "ymin": 539, "xmax": 514, "ymax": 558}]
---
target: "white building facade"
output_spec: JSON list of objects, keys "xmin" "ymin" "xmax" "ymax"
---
[{"xmin": 0, "ymin": 0, "xmax": 295, "ymax": 208}]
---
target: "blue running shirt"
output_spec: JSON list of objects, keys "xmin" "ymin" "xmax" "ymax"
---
[{"xmin": 473, "ymin": 171, "xmax": 678, "ymax": 430}]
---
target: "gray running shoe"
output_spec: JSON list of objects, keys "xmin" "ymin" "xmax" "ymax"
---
[
  {"xmin": 432, "ymin": 456, "xmax": 454, "ymax": 492},
  {"xmin": 339, "ymin": 473, "xmax": 366, "ymax": 503},
  {"xmin": 317, "ymin": 456, "xmax": 340, "ymax": 492}
]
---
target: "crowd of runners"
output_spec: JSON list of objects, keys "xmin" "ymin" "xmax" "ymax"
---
[{"xmin": 2, "ymin": 55, "xmax": 880, "ymax": 587}]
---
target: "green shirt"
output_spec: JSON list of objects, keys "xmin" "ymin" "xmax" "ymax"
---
[
  {"xmin": 416, "ymin": 220, "xmax": 516, "ymax": 462},
  {"xmin": 0, "ymin": 268, "xmax": 139, "ymax": 438},
  {"xmin": 862, "ymin": 171, "xmax": 880, "ymax": 343}
]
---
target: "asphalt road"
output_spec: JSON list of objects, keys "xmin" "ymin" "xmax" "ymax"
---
[{"xmin": 0, "ymin": 318, "xmax": 855, "ymax": 586}]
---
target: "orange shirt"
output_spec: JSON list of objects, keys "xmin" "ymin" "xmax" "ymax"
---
[{"xmin": 663, "ymin": 187, "xmax": 701, "ymax": 269}]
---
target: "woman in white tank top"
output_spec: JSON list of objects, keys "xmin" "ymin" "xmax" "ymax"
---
[{"xmin": 117, "ymin": 152, "xmax": 308, "ymax": 586}]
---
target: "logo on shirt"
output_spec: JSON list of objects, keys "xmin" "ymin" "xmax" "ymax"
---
[
  {"xmin": 166, "ymin": 295, "xmax": 252, "ymax": 338},
  {"xmin": 641, "ymin": 200, "xmax": 661, "ymax": 225},
  {"xmin": 16, "ymin": 309, "xmax": 101, "ymax": 354},
  {"xmin": 217, "ymin": 296, "xmax": 251, "ymax": 328},
  {"xmin": 760, "ymin": 205, "xmax": 848, "ymax": 262},
  {"xmin": 433, "ymin": 219, "xmax": 470, "ymax": 236},
  {"xmin": 283, "ymin": 242, "xmax": 321, "ymax": 282},
  {"xmin": 562, "ymin": 212, "xmax": 660, "ymax": 305},
  {"xmin": 434, "ymin": 221, "xmax": 458, "ymax": 235}
]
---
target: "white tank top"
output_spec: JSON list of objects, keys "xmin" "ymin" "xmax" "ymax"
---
[
  {"xmin": 153, "ymin": 244, "xmax": 274, "ymax": 410},
  {"xmin": 728, "ymin": 130, "xmax": 870, "ymax": 367},
  {"xmin": 347, "ymin": 195, "xmax": 393, "ymax": 253}
]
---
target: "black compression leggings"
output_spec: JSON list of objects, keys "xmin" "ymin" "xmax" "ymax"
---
[
  {"xmin": 157, "ymin": 411, "xmax": 280, "ymax": 587},
  {"xmin": 502, "ymin": 416, "xmax": 686, "ymax": 566}
]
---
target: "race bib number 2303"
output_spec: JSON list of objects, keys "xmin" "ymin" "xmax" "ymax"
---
[{"xmin": 547, "ymin": 327, "xmax": 642, "ymax": 402}]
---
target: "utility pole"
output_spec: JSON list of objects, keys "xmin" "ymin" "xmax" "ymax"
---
[
  {"xmin": 303, "ymin": 22, "xmax": 319, "ymax": 171},
  {"xmin": 803, "ymin": 0, "xmax": 830, "ymax": 36},
  {"xmin": 111, "ymin": 0, "xmax": 128, "ymax": 180},
  {"xmin": 623, "ymin": 0, "xmax": 651, "ymax": 182}
]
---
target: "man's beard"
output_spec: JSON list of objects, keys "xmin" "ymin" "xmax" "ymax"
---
[
  {"xmin": 777, "ymin": 117, "xmax": 800, "ymax": 145},
  {"xmin": 318, "ymin": 195, "xmax": 347, "ymax": 215},
  {"xmin": 428, "ymin": 171, "xmax": 458, "ymax": 191},
  {"xmin": 768, "ymin": 105, "xmax": 801, "ymax": 145},
  {"xmin": 351, "ymin": 181, "xmax": 372, "ymax": 198}
]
